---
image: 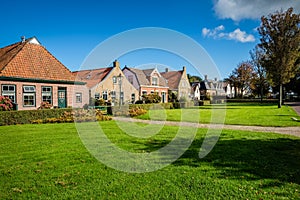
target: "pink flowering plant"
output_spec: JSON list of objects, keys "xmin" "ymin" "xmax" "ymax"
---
[{"xmin": 0, "ymin": 96, "xmax": 13, "ymax": 111}]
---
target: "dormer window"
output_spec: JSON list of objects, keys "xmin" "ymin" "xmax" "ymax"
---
[{"xmin": 152, "ymin": 77, "xmax": 158, "ymax": 86}]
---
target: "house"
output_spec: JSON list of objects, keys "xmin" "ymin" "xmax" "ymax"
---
[
  {"xmin": 161, "ymin": 67, "xmax": 191, "ymax": 101},
  {"xmin": 192, "ymin": 75, "xmax": 225, "ymax": 100},
  {"xmin": 0, "ymin": 37, "xmax": 89, "ymax": 110},
  {"xmin": 73, "ymin": 61, "xmax": 139, "ymax": 106},
  {"xmin": 122, "ymin": 67, "xmax": 169, "ymax": 103}
]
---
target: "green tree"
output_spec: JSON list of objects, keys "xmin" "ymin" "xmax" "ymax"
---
[{"xmin": 257, "ymin": 7, "xmax": 300, "ymax": 108}]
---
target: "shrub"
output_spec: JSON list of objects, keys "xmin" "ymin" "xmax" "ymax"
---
[
  {"xmin": 38, "ymin": 102, "xmax": 52, "ymax": 109},
  {"xmin": 129, "ymin": 108, "xmax": 147, "ymax": 117},
  {"xmin": 142, "ymin": 93, "xmax": 161, "ymax": 104},
  {"xmin": 0, "ymin": 108, "xmax": 112, "ymax": 126},
  {"xmin": 0, "ymin": 96, "xmax": 13, "ymax": 111}
]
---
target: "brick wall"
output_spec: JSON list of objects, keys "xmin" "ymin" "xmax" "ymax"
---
[{"xmin": 0, "ymin": 80, "xmax": 89, "ymax": 110}]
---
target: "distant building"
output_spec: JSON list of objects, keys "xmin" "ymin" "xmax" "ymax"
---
[
  {"xmin": 161, "ymin": 67, "xmax": 191, "ymax": 101},
  {"xmin": 74, "ymin": 61, "xmax": 139, "ymax": 105},
  {"xmin": 192, "ymin": 75, "xmax": 225, "ymax": 100},
  {"xmin": 122, "ymin": 67, "xmax": 169, "ymax": 103},
  {"xmin": 0, "ymin": 37, "xmax": 88, "ymax": 110}
]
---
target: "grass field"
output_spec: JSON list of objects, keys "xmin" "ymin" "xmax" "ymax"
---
[
  {"xmin": 138, "ymin": 103, "xmax": 300, "ymax": 127},
  {"xmin": 0, "ymin": 122, "xmax": 299, "ymax": 199}
]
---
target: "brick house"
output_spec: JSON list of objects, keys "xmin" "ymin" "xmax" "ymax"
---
[
  {"xmin": 73, "ymin": 61, "xmax": 139, "ymax": 106},
  {"xmin": 122, "ymin": 67, "xmax": 169, "ymax": 103},
  {"xmin": 0, "ymin": 37, "xmax": 89, "ymax": 110},
  {"xmin": 161, "ymin": 67, "xmax": 191, "ymax": 101}
]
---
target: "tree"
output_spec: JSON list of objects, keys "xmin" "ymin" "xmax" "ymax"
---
[
  {"xmin": 257, "ymin": 7, "xmax": 300, "ymax": 108},
  {"xmin": 232, "ymin": 61, "xmax": 254, "ymax": 98},
  {"xmin": 249, "ymin": 46, "xmax": 270, "ymax": 101},
  {"xmin": 187, "ymin": 74, "xmax": 202, "ymax": 84}
]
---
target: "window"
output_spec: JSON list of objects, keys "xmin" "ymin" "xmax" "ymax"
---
[
  {"xmin": 23, "ymin": 85, "xmax": 36, "ymax": 92},
  {"xmin": 95, "ymin": 93, "xmax": 100, "ymax": 99},
  {"xmin": 111, "ymin": 91, "xmax": 116, "ymax": 101},
  {"xmin": 76, "ymin": 93, "xmax": 82, "ymax": 103},
  {"xmin": 23, "ymin": 85, "xmax": 35, "ymax": 106},
  {"xmin": 128, "ymin": 75, "xmax": 133, "ymax": 84},
  {"xmin": 41, "ymin": 86, "xmax": 52, "ymax": 104},
  {"xmin": 131, "ymin": 93, "xmax": 135, "ymax": 103},
  {"xmin": 142, "ymin": 91, "xmax": 147, "ymax": 96},
  {"xmin": 102, "ymin": 91, "xmax": 108, "ymax": 100},
  {"xmin": 113, "ymin": 76, "xmax": 117, "ymax": 84},
  {"xmin": 152, "ymin": 77, "xmax": 158, "ymax": 86},
  {"xmin": 1, "ymin": 85, "xmax": 16, "ymax": 103}
]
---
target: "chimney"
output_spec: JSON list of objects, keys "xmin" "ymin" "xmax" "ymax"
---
[
  {"xmin": 113, "ymin": 60, "xmax": 120, "ymax": 68},
  {"xmin": 165, "ymin": 68, "xmax": 169, "ymax": 72},
  {"xmin": 183, "ymin": 66, "xmax": 186, "ymax": 72},
  {"xmin": 214, "ymin": 77, "xmax": 217, "ymax": 81},
  {"xmin": 204, "ymin": 75, "xmax": 208, "ymax": 81},
  {"xmin": 21, "ymin": 36, "xmax": 26, "ymax": 43}
]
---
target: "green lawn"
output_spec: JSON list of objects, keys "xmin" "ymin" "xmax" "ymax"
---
[
  {"xmin": 0, "ymin": 122, "xmax": 299, "ymax": 199},
  {"xmin": 138, "ymin": 103, "xmax": 300, "ymax": 127}
]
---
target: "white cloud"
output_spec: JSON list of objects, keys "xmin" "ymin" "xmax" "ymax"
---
[
  {"xmin": 228, "ymin": 29, "xmax": 255, "ymax": 42},
  {"xmin": 213, "ymin": 0, "xmax": 300, "ymax": 21},
  {"xmin": 202, "ymin": 25, "xmax": 255, "ymax": 43}
]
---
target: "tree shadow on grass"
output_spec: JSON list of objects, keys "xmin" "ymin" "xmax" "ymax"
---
[
  {"xmin": 139, "ymin": 135, "xmax": 300, "ymax": 185},
  {"xmin": 173, "ymin": 137, "xmax": 300, "ymax": 185}
]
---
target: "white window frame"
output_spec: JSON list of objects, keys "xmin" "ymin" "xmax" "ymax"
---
[
  {"xmin": 23, "ymin": 85, "xmax": 35, "ymax": 107},
  {"xmin": 41, "ymin": 86, "xmax": 52, "ymax": 104},
  {"xmin": 1, "ymin": 84, "xmax": 16, "ymax": 103},
  {"xmin": 76, "ymin": 93, "xmax": 82, "ymax": 103}
]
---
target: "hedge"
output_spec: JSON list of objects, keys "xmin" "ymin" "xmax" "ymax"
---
[
  {"xmin": 0, "ymin": 108, "xmax": 72, "ymax": 126},
  {"xmin": 129, "ymin": 103, "xmax": 174, "ymax": 110}
]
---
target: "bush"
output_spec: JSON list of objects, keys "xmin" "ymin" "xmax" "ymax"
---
[
  {"xmin": 130, "ymin": 103, "xmax": 173, "ymax": 110},
  {"xmin": 38, "ymin": 102, "xmax": 52, "ymax": 109},
  {"xmin": 0, "ymin": 96, "xmax": 13, "ymax": 111},
  {"xmin": 0, "ymin": 108, "xmax": 112, "ymax": 126},
  {"xmin": 129, "ymin": 108, "xmax": 147, "ymax": 117}
]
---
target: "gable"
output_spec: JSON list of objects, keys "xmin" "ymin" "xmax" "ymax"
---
[
  {"xmin": 73, "ymin": 67, "xmax": 113, "ymax": 88},
  {"xmin": 161, "ymin": 71, "xmax": 183, "ymax": 90}
]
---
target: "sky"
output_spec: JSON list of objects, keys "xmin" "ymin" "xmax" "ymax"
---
[{"xmin": 1, "ymin": 0, "xmax": 299, "ymax": 79}]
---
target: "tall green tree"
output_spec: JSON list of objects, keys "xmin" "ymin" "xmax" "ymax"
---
[{"xmin": 257, "ymin": 7, "xmax": 300, "ymax": 108}]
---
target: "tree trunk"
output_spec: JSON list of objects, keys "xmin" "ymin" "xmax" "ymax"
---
[
  {"xmin": 260, "ymin": 83, "xmax": 263, "ymax": 103},
  {"xmin": 278, "ymin": 83, "xmax": 282, "ymax": 108}
]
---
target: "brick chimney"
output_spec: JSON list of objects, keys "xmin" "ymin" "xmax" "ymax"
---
[{"xmin": 113, "ymin": 60, "xmax": 120, "ymax": 68}]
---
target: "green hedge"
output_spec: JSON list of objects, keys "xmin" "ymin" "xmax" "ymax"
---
[
  {"xmin": 0, "ymin": 108, "xmax": 72, "ymax": 126},
  {"xmin": 129, "ymin": 103, "xmax": 174, "ymax": 110},
  {"xmin": 226, "ymin": 99, "xmax": 278, "ymax": 103}
]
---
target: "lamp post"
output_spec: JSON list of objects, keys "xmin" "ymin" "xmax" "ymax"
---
[{"xmin": 117, "ymin": 73, "xmax": 123, "ymax": 109}]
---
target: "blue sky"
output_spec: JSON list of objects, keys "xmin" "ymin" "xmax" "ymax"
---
[{"xmin": 1, "ymin": 0, "xmax": 299, "ymax": 79}]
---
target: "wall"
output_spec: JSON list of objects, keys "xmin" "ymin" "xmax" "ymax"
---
[
  {"xmin": 0, "ymin": 80, "xmax": 89, "ymax": 110},
  {"xmin": 91, "ymin": 67, "xmax": 139, "ymax": 105}
]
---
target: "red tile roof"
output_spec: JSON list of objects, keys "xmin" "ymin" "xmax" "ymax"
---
[
  {"xmin": 161, "ymin": 70, "xmax": 183, "ymax": 90},
  {"xmin": 0, "ymin": 37, "xmax": 79, "ymax": 82},
  {"xmin": 73, "ymin": 67, "xmax": 113, "ymax": 88}
]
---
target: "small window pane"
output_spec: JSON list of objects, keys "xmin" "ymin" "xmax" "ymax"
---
[{"xmin": 76, "ymin": 93, "xmax": 82, "ymax": 103}]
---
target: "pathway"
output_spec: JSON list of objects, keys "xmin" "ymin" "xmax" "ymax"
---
[
  {"xmin": 286, "ymin": 102, "xmax": 300, "ymax": 116},
  {"xmin": 114, "ymin": 117, "xmax": 300, "ymax": 138}
]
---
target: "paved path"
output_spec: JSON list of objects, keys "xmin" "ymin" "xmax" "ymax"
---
[
  {"xmin": 114, "ymin": 117, "xmax": 300, "ymax": 138},
  {"xmin": 286, "ymin": 102, "xmax": 300, "ymax": 116}
]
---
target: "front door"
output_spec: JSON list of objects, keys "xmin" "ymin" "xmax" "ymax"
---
[{"xmin": 58, "ymin": 87, "xmax": 67, "ymax": 108}]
